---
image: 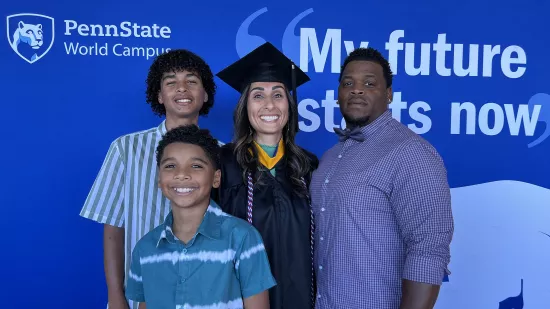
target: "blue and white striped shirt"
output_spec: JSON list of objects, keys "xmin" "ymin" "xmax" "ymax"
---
[{"xmin": 79, "ymin": 121, "xmax": 222, "ymax": 309}]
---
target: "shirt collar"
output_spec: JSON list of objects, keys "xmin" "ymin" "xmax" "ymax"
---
[
  {"xmin": 156, "ymin": 203, "xmax": 224, "ymax": 247},
  {"xmin": 157, "ymin": 120, "xmax": 167, "ymax": 136},
  {"xmin": 354, "ymin": 109, "xmax": 393, "ymax": 140},
  {"xmin": 157, "ymin": 120, "xmax": 203, "ymax": 137}
]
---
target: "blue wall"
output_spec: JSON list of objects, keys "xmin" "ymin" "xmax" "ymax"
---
[{"xmin": 2, "ymin": 1, "xmax": 549, "ymax": 308}]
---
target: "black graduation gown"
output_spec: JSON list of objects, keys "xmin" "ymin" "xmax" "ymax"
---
[{"xmin": 216, "ymin": 143, "xmax": 319, "ymax": 309}]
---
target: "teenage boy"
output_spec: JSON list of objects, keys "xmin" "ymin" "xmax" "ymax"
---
[{"xmin": 80, "ymin": 49, "xmax": 219, "ymax": 309}]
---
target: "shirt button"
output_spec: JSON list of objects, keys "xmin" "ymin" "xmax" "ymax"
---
[
  {"xmin": 320, "ymin": 237, "xmax": 324, "ymax": 241},
  {"xmin": 319, "ymin": 266, "xmax": 323, "ymax": 270},
  {"xmin": 183, "ymin": 249, "xmax": 187, "ymax": 253},
  {"xmin": 338, "ymin": 154, "xmax": 342, "ymax": 158},
  {"xmin": 317, "ymin": 294, "xmax": 321, "ymax": 299},
  {"xmin": 324, "ymin": 179, "xmax": 329, "ymax": 184},
  {"xmin": 321, "ymin": 208, "xmax": 325, "ymax": 212}
]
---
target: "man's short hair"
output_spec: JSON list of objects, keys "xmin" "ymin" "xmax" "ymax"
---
[{"xmin": 339, "ymin": 47, "xmax": 394, "ymax": 88}]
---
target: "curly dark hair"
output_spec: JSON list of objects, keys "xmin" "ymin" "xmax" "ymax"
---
[
  {"xmin": 339, "ymin": 47, "xmax": 393, "ymax": 88},
  {"xmin": 146, "ymin": 49, "xmax": 217, "ymax": 117},
  {"xmin": 156, "ymin": 124, "xmax": 221, "ymax": 169}
]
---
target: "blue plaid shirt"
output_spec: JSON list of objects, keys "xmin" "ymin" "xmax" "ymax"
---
[
  {"xmin": 310, "ymin": 110, "xmax": 454, "ymax": 309},
  {"xmin": 125, "ymin": 204, "xmax": 276, "ymax": 308}
]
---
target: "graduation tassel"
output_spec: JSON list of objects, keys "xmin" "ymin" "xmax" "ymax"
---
[{"xmin": 291, "ymin": 63, "xmax": 298, "ymax": 104}]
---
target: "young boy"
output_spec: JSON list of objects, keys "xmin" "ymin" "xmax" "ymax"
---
[
  {"xmin": 125, "ymin": 125, "xmax": 276, "ymax": 309},
  {"xmin": 79, "ymin": 49, "xmax": 219, "ymax": 309}
]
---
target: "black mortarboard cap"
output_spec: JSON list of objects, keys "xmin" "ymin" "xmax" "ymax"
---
[{"xmin": 216, "ymin": 42, "xmax": 310, "ymax": 103}]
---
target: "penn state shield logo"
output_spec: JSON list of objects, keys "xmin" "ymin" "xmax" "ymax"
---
[{"xmin": 6, "ymin": 13, "xmax": 55, "ymax": 64}]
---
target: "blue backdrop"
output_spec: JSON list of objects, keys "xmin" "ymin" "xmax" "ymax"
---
[{"xmin": 2, "ymin": 1, "xmax": 549, "ymax": 308}]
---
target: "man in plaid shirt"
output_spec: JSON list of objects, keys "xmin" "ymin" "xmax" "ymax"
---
[{"xmin": 310, "ymin": 47, "xmax": 454, "ymax": 309}]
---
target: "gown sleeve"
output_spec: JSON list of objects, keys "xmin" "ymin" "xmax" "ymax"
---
[{"xmin": 218, "ymin": 143, "xmax": 246, "ymax": 216}]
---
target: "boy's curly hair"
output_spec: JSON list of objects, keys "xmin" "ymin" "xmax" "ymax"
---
[
  {"xmin": 146, "ymin": 49, "xmax": 216, "ymax": 117},
  {"xmin": 156, "ymin": 124, "xmax": 220, "ymax": 169}
]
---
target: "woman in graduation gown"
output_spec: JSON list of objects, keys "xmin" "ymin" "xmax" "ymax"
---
[{"xmin": 215, "ymin": 42, "xmax": 319, "ymax": 309}]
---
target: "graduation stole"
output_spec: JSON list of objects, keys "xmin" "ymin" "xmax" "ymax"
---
[{"xmin": 252, "ymin": 139, "xmax": 285, "ymax": 170}]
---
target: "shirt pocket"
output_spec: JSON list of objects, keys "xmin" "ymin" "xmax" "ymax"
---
[
  {"xmin": 337, "ymin": 171, "xmax": 393, "ymax": 216},
  {"xmin": 339, "ymin": 168, "xmax": 391, "ymax": 196}
]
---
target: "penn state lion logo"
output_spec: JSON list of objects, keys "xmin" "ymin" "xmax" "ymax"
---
[
  {"xmin": 6, "ymin": 13, "xmax": 55, "ymax": 64},
  {"xmin": 12, "ymin": 21, "xmax": 43, "ymax": 55}
]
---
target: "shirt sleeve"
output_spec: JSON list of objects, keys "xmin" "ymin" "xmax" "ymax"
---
[
  {"xmin": 390, "ymin": 140, "xmax": 454, "ymax": 285},
  {"xmin": 234, "ymin": 227, "xmax": 277, "ymax": 299},
  {"xmin": 79, "ymin": 139, "xmax": 125, "ymax": 227},
  {"xmin": 125, "ymin": 245, "xmax": 145, "ymax": 302}
]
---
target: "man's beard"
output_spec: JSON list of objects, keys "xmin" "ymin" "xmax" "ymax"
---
[{"xmin": 343, "ymin": 113, "xmax": 370, "ymax": 129}]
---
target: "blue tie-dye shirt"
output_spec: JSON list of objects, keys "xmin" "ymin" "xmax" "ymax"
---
[{"xmin": 125, "ymin": 204, "xmax": 276, "ymax": 308}]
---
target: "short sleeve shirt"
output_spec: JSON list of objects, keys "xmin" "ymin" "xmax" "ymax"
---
[
  {"xmin": 125, "ymin": 204, "xmax": 277, "ymax": 308},
  {"xmin": 79, "ymin": 121, "xmax": 223, "ymax": 309}
]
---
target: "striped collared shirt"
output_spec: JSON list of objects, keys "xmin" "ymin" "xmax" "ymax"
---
[
  {"xmin": 79, "ymin": 121, "xmax": 222, "ymax": 309},
  {"xmin": 125, "ymin": 204, "xmax": 277, "ymax": 308},
  {"xmin": 310, "ymin": 110, "xmax": 454, "ymax": 309}
]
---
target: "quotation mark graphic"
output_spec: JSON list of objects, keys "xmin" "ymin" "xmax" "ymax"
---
[
  {"xmin": 527, "ymin": 93, "xmax": 550, "ymax": 148},
  {"xmin": 236, "ymin": 7, "xmax": 269, "ymax": 58},
  {"xmin": 236, "ymin": 7, "xmax": 314, "ymax": 64},
  {"xmin": 282, "ymin": 8, "xmax": 314, "ymax": 64}
]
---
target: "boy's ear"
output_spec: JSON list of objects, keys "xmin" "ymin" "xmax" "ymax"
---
[
  {"xmin": 212, "ymin": 169, "xmax": 221, "ymax": 189},
  {"xmin": 158, "ymin": 90, "xmax": 164, "ymax": 105}
]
